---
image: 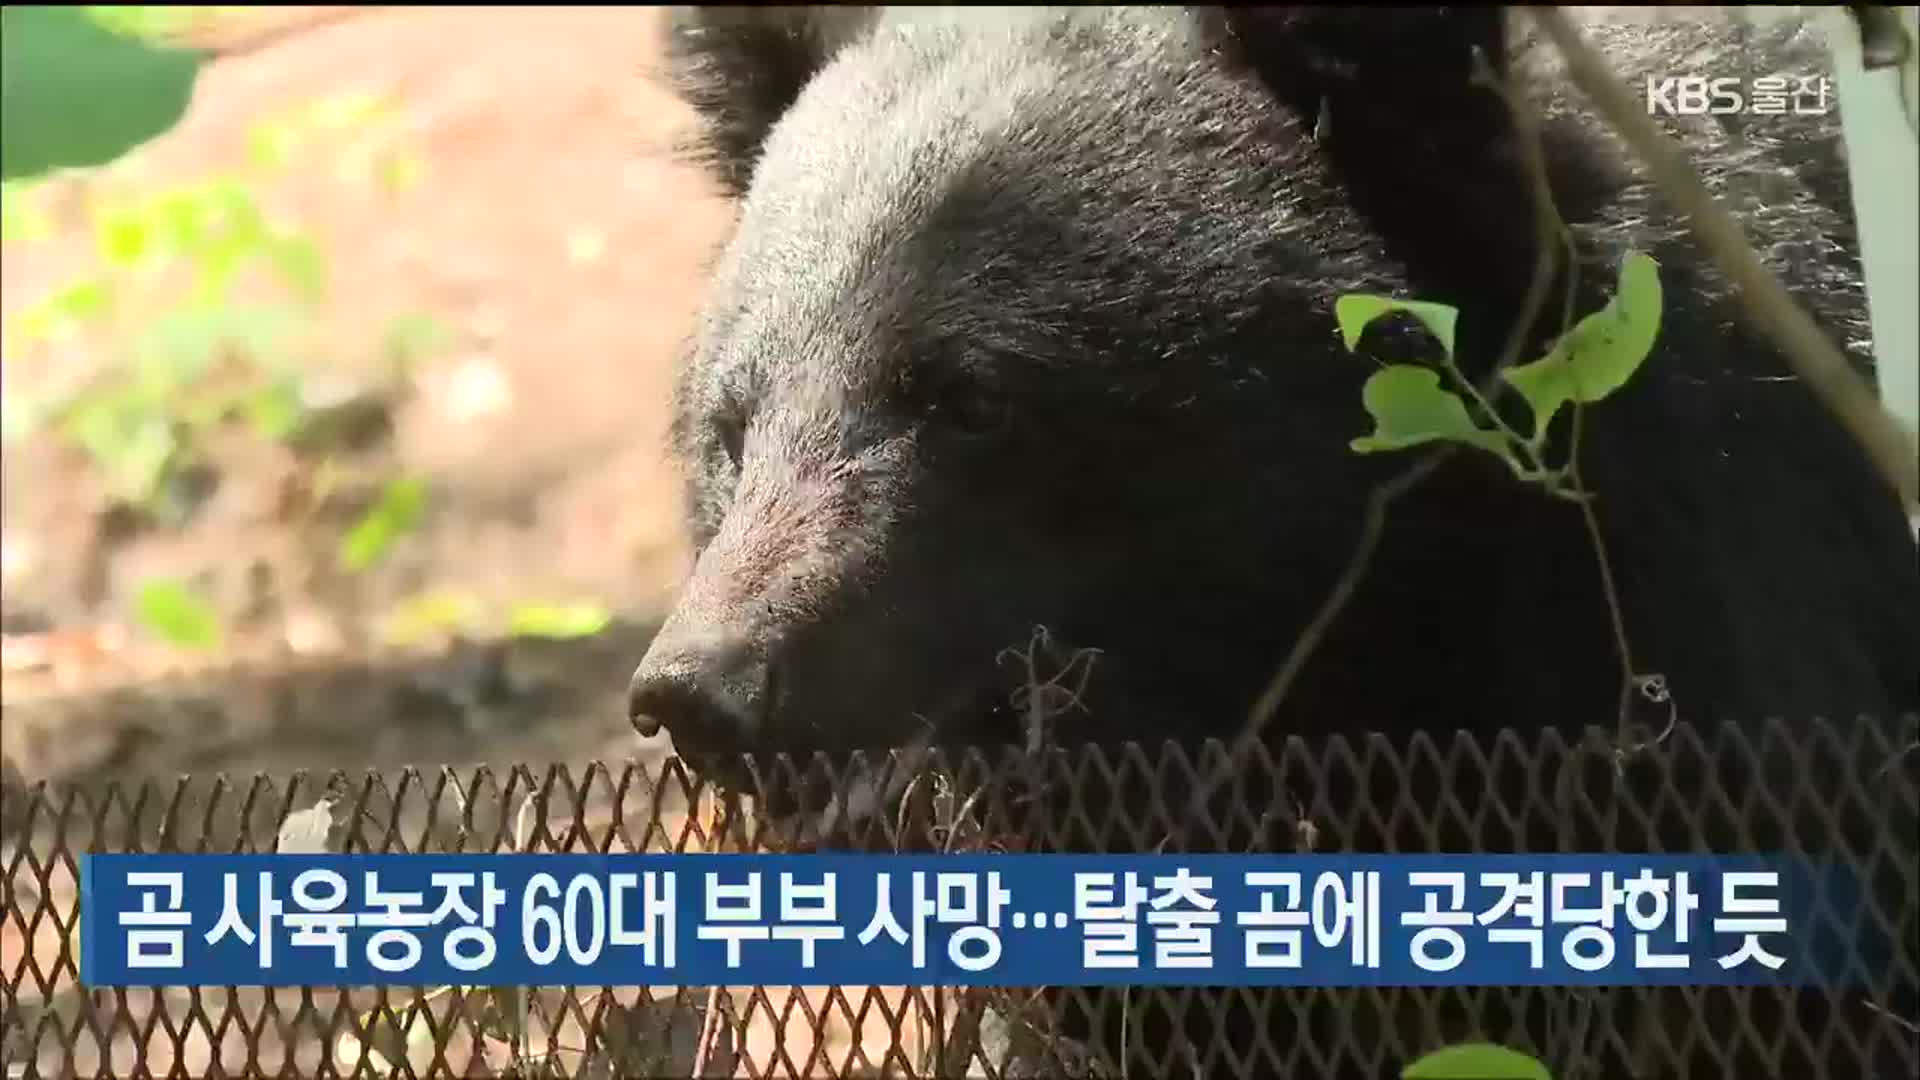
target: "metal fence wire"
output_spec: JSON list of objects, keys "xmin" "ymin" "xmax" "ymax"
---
[{"xmin": 3, "ymin": 712, "xmax": 1917, "ymax": 1079}]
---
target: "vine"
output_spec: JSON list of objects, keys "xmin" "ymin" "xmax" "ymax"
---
[{"xmin": 1335, "ymin": 246, "xmax": 1665, "ymax": 739}]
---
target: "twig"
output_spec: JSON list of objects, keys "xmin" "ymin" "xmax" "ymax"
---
[
  {"xmin": 1244, "ymin": 452, "xmax": 1450, "ymax": 741},
  {"xmin": 691, "ymin": 985, "xmax": 723, "ymax": 1078},
  {"xmin": 441, "ymin": 766, "xmax": 474, "ymax": 850},
  {"xmin": 1481, "ymin": 41, "xmax": 1643, "ymax": 733},
  {"xmin": 1188, "ymin": 447, "xmax": 1452, "ymax": 817},
  {"xmin": 1567, "ymin": 402, "xmax": 1639, "ymax": 730},
  {"xmin": 1527, "ymin": 6, "xmax": 1920, "ymax": 514},
  {"xmin": 798, "ymin": 730, "xmax": 932, "ymax": 848},
  {"xmin": 998, "ymin": 626, "xmax": 1101, "ymax": 754},
  {"xmin": 1862, "ymin": 999, "xmax": 1920, "ymax": 1037},
  {"xmin": 1191, "ymin": 38, "xmax": 1580, "ymax": 815},
  {"xmin": 688, "ymin": 789, "xmax": 731, "ymax": 1078},
  {"xmin": 1470, "ymin": 50, "xmax": 1580, "ymax": 380}
]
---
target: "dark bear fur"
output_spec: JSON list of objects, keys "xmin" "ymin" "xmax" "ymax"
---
[
  {"xmin": 637, "ymin": 7, "xmax": 1919, "ymax": 1078},
  {"xmin": 636, "ymin": 4, "xmax": 1917, "ymax": 764}
]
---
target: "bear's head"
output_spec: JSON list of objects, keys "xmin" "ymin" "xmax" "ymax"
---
[{"xmin": 629, "ymin": 6, "xmax": 1919, "ymax": 777}]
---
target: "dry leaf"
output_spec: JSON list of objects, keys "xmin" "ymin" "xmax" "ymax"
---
[{"xmin": 275, "ymin": 797, "xmax": 336, "ymax": 854}]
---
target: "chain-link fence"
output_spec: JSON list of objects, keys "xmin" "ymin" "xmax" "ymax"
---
[{"xmin": 4, "ymin": 713, "xmax": 1917, "ymax": 1079}]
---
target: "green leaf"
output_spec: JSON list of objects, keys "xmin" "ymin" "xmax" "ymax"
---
[
  {"xmin": 133, "ymin": 578, "xmax": 222, "ymax": 650},
  {"xmin": 311, "ymin": 90, "xmax": 388, "ymax": 132},
  {"xmin": 185, "ymin": 181, "xmax": 270, "ymax": 305},
  {"xmin": 94, "ymin": 203, "xmax": 151, "ymax": 267},
  {"xmin": 16, "ymin": 277, "xmax": 115, "ymax": 344},
  {"xmin": 151, "ymin": 186, "xmax": 208, "ymax": 252},
  {"xmin": 1404, "ymin": 1042, "xmax": 1553, "ymax": 1080},
  {"xmin": 1335, "ymin": 294, "xmax": 1461, "ymax": 358},
  {"xmin": 204, "ymin": 179, "xmax": 266, "ymax": 240},
  {"xmin": 2, "ymin": 389, "xmax": 49, "ymax": 443},
  {"xmin": 1500, "ymin": 356, "xmax": 1577, "ymax": 437},
  {"xmin": 380, "ymin": 312, "xmax": 451, "ymax": 371},
  {"xmin": 382, "ymin": 589, "xmax": 484, "ymax": 646},
  {"xmin": 1351, "ymin": 364, "xmax": 1511, "ymax": 462},
  {"xmin": 105, "ymin": 416, "xmax": 179, "ymax": 505},
  {"xmin": 240, "ymin": 375, "xmax": 308, "ymax": 441},
  {"xmin": 1502, "ymin": 251, "xmax": 1663, "ymax": 434},
  {"xmin": 340, "ymin": 476, "xmax": 428, "ymax": 572},
  {"xmin": 375, "ymin": 151, "xmax": 424, "ymax": 197},
  {"xmin": 1, "ymin": 6, "xmax": 205, "ymax": 181},
  {"xmin": 245, "ymin": 118, "xmax": 300, "ymax": 173},
  {"xmin": 61, "ymin": 390, "xmax": 180, "ymax": 506},
  {"xmin": 54, "ymin": 277, "xmax": 114, "ymax": 322},
  {"xmin": 2, "ymin": 180, "xmax": 52, "ymax": 243},
  {"xmin": 268, "ymin": 234, "xmax": 328, "ymax": 308},
  {"xmin": 509, "ymin": 602, "xmax": 612, "ymax": 641},
  {"xmin": 135, "ymin": 305, "xmax": 299, "ymax": 384}
]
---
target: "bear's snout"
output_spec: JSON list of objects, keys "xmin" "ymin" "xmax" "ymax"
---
[{"xmin": 627, "ymin": 614, "xmax": 772, "ymax": 759}]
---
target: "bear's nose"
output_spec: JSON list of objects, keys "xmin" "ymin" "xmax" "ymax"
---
[{"xmin": 626, "ymin": 635, "xmax": 769, "ymax": 757}]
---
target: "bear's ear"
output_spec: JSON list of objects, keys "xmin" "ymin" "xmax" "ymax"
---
[
  {"xmin": 664, "ymin": 5, "xmax": 879, "ymax": 198},
  {"xmin": 1213, "ymin": 7, "xmax": 1513, "ymax": 124}
]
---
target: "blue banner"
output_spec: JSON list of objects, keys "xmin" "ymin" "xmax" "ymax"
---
[{"xmin": 79, "ymin": 853, "xmax": 1873, "ymax": 989}]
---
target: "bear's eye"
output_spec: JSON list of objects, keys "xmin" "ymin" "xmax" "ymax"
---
[
  {"xmin": 916, "ymin": 364, "xmax": 1011, "ymax": 439},
  {"xmin": 927, "ymin": 393, "xmax": 1010, "ymax": 438}
]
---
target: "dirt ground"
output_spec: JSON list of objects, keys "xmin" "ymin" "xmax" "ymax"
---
[
  {"xmin": 0, "ymin": 11, "xmax": 828, "ymax": 1072},
  {"xmin": 1, "ymin": 7, "xmax": 735, "ymax": 788}
]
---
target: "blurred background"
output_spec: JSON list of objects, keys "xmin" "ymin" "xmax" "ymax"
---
[{"xmin": 1, "ymin": 7, "xmax": 725, "ymax": 787}]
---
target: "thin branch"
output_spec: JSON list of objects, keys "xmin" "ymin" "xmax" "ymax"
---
[
  {"xmin": 1238, "ymin": 448, "xmax": 1452, "ymax": 738},
  {"xmin": 691, "ymin": 985, "xmax": 724, "ymax": 1078},
  {"xmin": 688, "ymin": 792, "xmax": 732, "ymax": 1077},
  {"xmin": 1567, "ymin": 400, "xmax": 1639, "ymax": 729},
  {"xmin": 1472, "ymin": 49, "xmax": 1581, "ymax": 381},
  {"xmin": 1527, "ymin": 6, "xmax": 1920, "ymax": 514},
  {"xmin": 1190, "ymin": 42, "xmax": 1579, "ymax": 815},
  {"xmin": 1474, "ymin": 36, "xmax": 1643, "ymax": 735},
  {"xmin": 1185, "ymin": 444, "xmax": 1452, "ymax": 821},
  {"xmin": 1862, "ymin": 999, "xmax": 1920, "ymax": 1037}
]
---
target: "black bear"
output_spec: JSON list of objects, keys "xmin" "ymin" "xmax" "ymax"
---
[
  {"xmin": 632, "ymin": 6, "xmax": 1919, "ymax": 1077},
  {"xmin": 631, "ymin": 4, "xmax": 1916, "ymax": 767}
]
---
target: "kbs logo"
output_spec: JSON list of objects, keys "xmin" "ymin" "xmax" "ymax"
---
[{"xmin": 1645, "ymin": 74, "xmax": 1833, "ymax": 116}]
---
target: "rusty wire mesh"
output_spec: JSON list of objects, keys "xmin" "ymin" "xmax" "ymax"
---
[{"xmin": 4, "ymin": 712, "xmax": 1918, "ymax": 1079}]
